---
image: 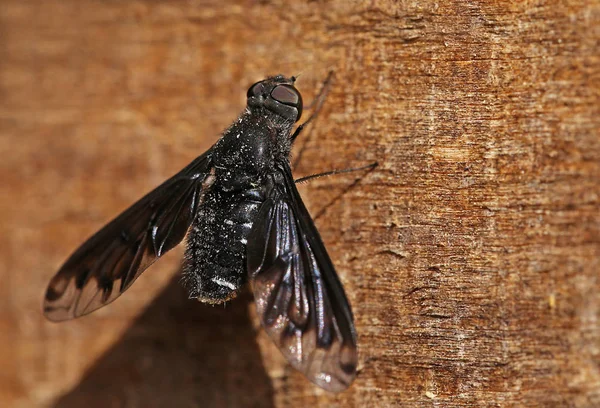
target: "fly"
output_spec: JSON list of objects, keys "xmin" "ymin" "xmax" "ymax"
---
[{"xmin": 43, "ymin": 74, "xmax": 363, "ymax": 392}]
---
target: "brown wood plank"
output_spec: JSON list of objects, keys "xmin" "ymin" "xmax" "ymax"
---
[{"xmin": 1, "ymin": 1, "xmax": 599, "ymax": 406}]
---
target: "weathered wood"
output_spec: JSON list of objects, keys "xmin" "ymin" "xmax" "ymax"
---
[{"xmin": 1, "ymin": 1, "xmax": 599, "ymax": 406}]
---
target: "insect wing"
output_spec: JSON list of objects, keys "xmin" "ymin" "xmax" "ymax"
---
[
  {"xmin": 44, "ymin": 153, "xmax": 214, "ymax": 321},
  {"xmin": 247, "ymin": 166, "xmax": 357, "ymax": 392}
]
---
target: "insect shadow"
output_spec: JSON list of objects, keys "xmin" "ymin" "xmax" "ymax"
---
[{"xmin": 52, "ymin": 271, "xmax": 275, "ymax": 408}]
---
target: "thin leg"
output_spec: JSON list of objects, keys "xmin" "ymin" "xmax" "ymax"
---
[
  {"xmin": 291, "ymin": 70, "xmax": 334, "ymax": 142},
  {"xmin": 295, "ymin": 162, "xmax": 378, "ymax": 184},
  {"xmin": 291, "ymin": 71, "xmax": 335, "ymax": 170},
  {"xmin": 295, "ymin": 162, "xmax": 378, "ymax": 221}
]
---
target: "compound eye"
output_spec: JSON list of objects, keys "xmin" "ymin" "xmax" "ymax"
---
[
  {"xmin": 247, "ymin": 81, "xmax": 265, "ymax": 99},
  {"xmin": 270, "ymin": 85, "xmax": 300, "ymax": 107}
]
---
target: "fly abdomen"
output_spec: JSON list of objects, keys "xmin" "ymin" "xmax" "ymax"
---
[{"xmin": 182, "ymin": 187, "xmax": 263, "ymax": 303}]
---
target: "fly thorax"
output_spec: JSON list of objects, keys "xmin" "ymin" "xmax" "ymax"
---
[{"xmin": 213, "ymin": 126, "xmax": 274, "ymax": 192}]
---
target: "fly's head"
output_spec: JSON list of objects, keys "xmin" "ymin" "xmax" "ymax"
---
[{"xmin": 247, "ymin": 75, "xmax": 303, "ymax": 123}]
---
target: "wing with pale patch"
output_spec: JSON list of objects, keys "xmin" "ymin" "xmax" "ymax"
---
[{"xmin": 44, "ymin": 154, "xmax": 213, "ymax": 321}]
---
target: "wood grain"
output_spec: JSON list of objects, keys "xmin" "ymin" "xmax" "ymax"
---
[{"xmin": 1, "ymin": 1, "xmax": 599, "ymax": 406}]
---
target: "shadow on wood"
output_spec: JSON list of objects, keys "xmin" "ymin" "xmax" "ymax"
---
[{"xmin": 52, "ymin": 274, "xmax": 274, "ymax": 408}]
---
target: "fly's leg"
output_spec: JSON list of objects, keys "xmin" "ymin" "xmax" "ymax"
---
[
  {"xmin": 295, "ymin": 162, "xmax": 378, "ymax": 184},
  {"xmin": 295, "ymin": 162, "xmax": 378, "ymax": 221},
  {"xmin": 291, "ymin": 71, "xmax": 334, "ymax": 170}
]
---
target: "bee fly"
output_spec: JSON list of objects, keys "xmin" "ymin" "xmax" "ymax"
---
[{"xmin": 44, "ymin": 74, "xmax": 364, "ymax": 392}]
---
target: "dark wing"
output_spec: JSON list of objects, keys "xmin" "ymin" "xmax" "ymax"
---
[
  {"xmin": 246, "ymin": 164, "xmax": 357, "ymax": 392},
  {"xmin": 43, "ymin": 153, "xmax": 214, "ymax": 321}
]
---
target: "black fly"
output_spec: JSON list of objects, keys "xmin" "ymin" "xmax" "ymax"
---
[{"xmin": 43, "ymin": 74, "xmax": 359, "ymax": 392}]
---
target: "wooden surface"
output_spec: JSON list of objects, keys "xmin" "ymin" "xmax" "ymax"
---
[{"xmin": 1, "ymin": 1, "xmax": 599, "ymax": 407}]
